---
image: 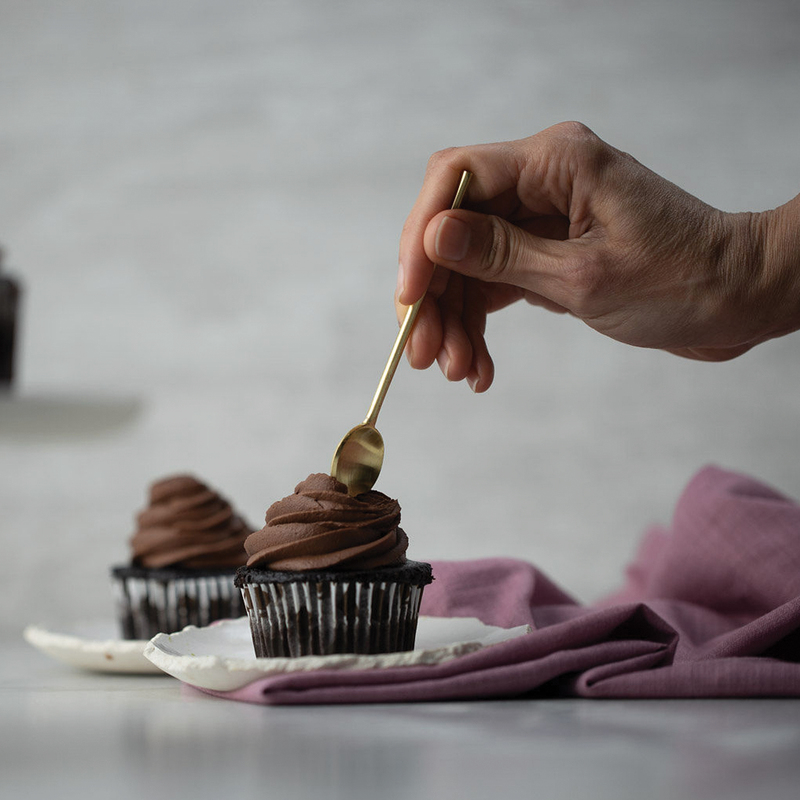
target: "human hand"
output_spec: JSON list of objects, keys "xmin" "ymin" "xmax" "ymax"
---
[{"xmin": 396, "ymin": 122, "xmax": 799, "ymax": 391}]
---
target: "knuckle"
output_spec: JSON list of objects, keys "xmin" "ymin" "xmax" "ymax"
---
[
  {"xmin": 562, "ymin": 250, "xmax": 608, "ymax": 316},
  {"xmin": 552, "ymin": 120, "xmax": 597, "ymax": 142},
  {"xmin": 481, "ymin": 217, "xmax": 515, "ymax": 281},
  {"xmin": 426, "ymin": 147, "xmax": 460, "ymax": 174},
  {"xmin": 547, "ymin": 121, "xmax": 615, "ymax": 176}
]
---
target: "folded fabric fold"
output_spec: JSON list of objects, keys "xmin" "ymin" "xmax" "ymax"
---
[{"xmin": 199, "ymin": 465, "xmax": 800, "ymax": 704}]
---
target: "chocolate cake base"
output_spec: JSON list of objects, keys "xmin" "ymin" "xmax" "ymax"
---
[
  {"xmin": 111, "ymin": 565, "xmax": 245, "ymax": 640},
  {"xmin": 235, "ymin": 560, "xmax": 433, "ymax": 658}
]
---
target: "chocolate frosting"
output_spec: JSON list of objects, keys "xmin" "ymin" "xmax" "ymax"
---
[
  {"xmin": 130, "ymin": 475, "xmax": 250, "ymax": 569},
  {"xmin": 244, "ymin": 473, "xmax": 409, "ymax": 571}
]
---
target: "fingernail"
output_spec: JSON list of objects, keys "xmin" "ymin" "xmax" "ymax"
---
[
  {"xmin": 467, "ymin": 374, "xmax": 479, "ymax": 393},
  {"xmin": 439, "ymin": 351, "xmax": 452, "ymax": 380},
  {"xmin": 396, "ymin": 261, "xmax": 406, "ymax": 302},
  {"xmin": 435, "ymin": 215, "xmax": 471, "ymax": 262}
]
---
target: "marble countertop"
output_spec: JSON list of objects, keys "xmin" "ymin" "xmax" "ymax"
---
[{"xmin": 4, "ymin": 637, "xmax": 799, "ymax": 800}]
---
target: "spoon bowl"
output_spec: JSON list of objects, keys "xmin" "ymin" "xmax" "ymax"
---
[
  {"xmin": 331, "ymin": 170, "xmax": 472, "ymax": 495},
  {"xmin": 330, "ymin": 422, "xmax": 384, "ymax": 498}
]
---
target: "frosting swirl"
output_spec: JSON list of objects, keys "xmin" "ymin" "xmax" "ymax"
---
[
  {"xmin": 130, "ymin": 475, "xmax": 250, "ymax": 569},
  {"xmin": 244, "ymin": 473, "xmax": 408, "ymax": 571}
]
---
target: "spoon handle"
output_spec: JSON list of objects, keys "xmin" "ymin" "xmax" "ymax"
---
[{"xmin": 363, "ymin": 169, "xmax": 473, "ymax": 427}]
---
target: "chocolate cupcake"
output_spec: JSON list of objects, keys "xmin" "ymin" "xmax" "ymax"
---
[
  {"xmin": 112, "ymin": 475, "xmax": 251, "ymax": 639},
  {"xmin": 235, "ymin": 473, "xmax": 433, "ymax": 658}
]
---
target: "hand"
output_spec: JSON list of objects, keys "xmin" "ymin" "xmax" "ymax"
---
[{"xmin": 396, "ymin": 122, "xmax": 799, "ymax": 391}]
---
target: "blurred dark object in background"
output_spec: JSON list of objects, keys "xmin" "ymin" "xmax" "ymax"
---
[{"xmin": 0, "ymin": 247, "xmax": 21, "ymax": 390}]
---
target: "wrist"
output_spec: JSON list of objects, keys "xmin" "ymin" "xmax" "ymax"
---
[
  {"xmin": 758, "ymin": 195, "xmax": 800, "ymax": 340},
  {"xmin": 713, "ymin": 199, "xmax": 800, "ymax": 348}
]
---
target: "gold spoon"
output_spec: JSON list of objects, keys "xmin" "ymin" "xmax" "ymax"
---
[{"xmin": 331, "ymin": 169, "xmax": 473, "ymax": 496}]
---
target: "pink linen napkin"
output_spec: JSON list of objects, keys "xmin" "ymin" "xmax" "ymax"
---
[{"xmin": 199, "ymin": 465, "xmax": 800, "ymax": 704}]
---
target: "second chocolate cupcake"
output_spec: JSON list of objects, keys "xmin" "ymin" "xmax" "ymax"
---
[{"xmin": 112, "ymin": 475, "xmax": 251, "ymax": 639}]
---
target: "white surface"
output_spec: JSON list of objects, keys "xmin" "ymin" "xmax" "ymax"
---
[
  {"xmin": 4, "ymin": 637, "xmax": 800, "ymax": 800},
  {"xmin": 144, "ymin": 615, "xmax": 531, "ymax": 691},
  {"xmin": 22, "ymin": 619, "xmax": 161, "ymax": 674}
]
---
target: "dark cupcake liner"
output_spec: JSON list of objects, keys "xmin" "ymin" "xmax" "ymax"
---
[
  {"xmin": 111, "ymin": 566, "xmax": 245, "ymax": 640},
  {"xmin": 237, "ymin": 564, "xmax": 432, "ymax": 658}
]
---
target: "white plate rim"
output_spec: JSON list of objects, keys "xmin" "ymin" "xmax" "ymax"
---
[
  {"xmin": 144, "ymin": 615, "xmax": 531, "ymax": 691},
  {"xmin": 23, "ymin": 621, "xmax": 164, "ymax": 674}
]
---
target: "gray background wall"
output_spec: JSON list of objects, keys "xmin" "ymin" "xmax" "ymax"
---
[{"xmin": 2, "ymin": 0, "xmax": 799, "ymax": 634}]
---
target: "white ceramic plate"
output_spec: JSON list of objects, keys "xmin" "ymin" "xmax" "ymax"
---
[
  {"xmin": 144, "ymin": 616, "xmax": 531, "ymax": 691},
  {"xmin": 23, "ymin": 620, "xmax": 163, "ymax": 674}
]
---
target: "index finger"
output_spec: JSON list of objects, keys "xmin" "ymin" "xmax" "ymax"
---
[
  {"xmin": 397, "ymin": 144, "xmax": 525, "ymax": 306},
  {"xmin": 397, "ymin": 137, "xmax": 566, "ymax": 306}
]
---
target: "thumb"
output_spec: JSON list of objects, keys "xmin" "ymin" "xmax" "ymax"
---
[{"xmin": 425, "ymin": 209, "xmax": 569, "ymax": 298}]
